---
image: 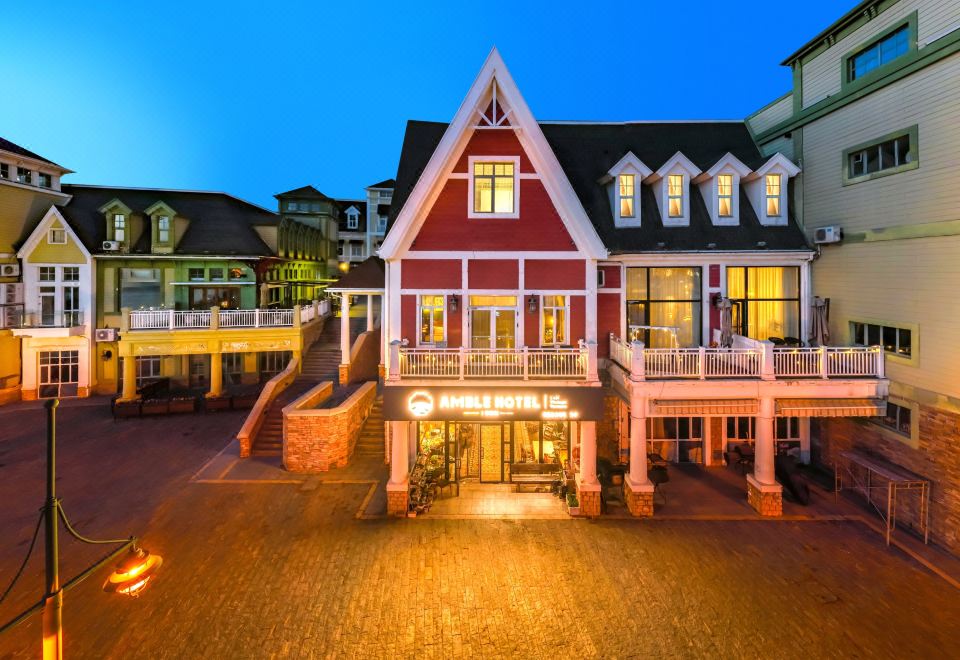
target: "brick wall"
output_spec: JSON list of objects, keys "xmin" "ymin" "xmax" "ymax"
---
[
  {"xmin": 597, "ymin": 395, "xmax": 621, "ymax": 464},
  {"xmin": 283, "ymin": 381, "xmax": 377, "ymax": 472},
  {"xmin": 817, "ymin": 405, "xmax": 960, "ymax": 552}
]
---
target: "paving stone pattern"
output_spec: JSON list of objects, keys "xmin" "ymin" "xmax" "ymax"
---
[{"xmin": 1, "ymin": 403, "xmax": 960, "ymax": 658}]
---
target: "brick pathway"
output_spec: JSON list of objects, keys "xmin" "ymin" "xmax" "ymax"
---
[{"xmin": 1, "ymin": 405, "xmax": 959, "ymax": 658}]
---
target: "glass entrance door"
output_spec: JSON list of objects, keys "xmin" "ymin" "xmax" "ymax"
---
[
  {"xmin": 479, "ymin": 424, "xmax": 503, "ymax": 482},
  {"xmin": 469, "ymin": 297, "xmax": 517, "ymax": 349}
]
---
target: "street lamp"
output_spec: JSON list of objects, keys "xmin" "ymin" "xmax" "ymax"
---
[{"xmin": 0, "ymin": 399, "xmax": 162, "ymax": 659}]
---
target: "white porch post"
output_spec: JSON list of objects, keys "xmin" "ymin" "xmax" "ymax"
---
[
  {"xmin": 627, "ymin": 409, "xmax": 649, "ymax": 486},
  {"xmin": 366, "ymin": 293, "xmax": 374, "ymax": 331},
  {"xmin": 389, "ymin": 421, "xmax": 409, "ymax": 483},
  {"xmin": 578, "ymin": 421, "xmax": 598, "ymax": 485},
  {"xmin": 753, "ymin": 397, "xmax": 776, "ymax": 485},
  {"xmin": 340, "ymin": 292, "xmax": 351, "ymax": 365}
]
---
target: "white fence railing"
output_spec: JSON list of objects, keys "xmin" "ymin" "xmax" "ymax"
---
[
  {"xmin": 128, "ymin": 301, "xmax": 330, "ymax": 331},
  {"xmin": 397, "ymin": 345, "xmax": 589, "ymax": 380},
  {"xmin": 608, "ymin": 335, "xmax": 884, "ymax": 380}
]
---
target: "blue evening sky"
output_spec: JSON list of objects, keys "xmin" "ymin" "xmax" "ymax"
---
[{"xmin": 3, "ymin": 1, "xmax": 848, "ymax": 209}]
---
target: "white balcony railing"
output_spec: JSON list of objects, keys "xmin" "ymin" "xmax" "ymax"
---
[
  {"xmin": 608, "ymin": 333, "xmax": 884, "ymax": 381},
  {"xmin": 127, "ymin": 301, "xmax": 330, "ymax": 331},
  {"xmin": 394, "ymin": 344, "xmax": 592, "ymax": 380}
]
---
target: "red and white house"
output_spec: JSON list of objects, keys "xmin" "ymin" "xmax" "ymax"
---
[{"xmin": 379, "ymin": 49, "xmax": 888, "ymax": 517}]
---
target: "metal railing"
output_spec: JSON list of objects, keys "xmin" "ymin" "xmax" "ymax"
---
[
  {"xmin": 608, "ymin": 335, "xmax": 884, "ymax": 380},
  {"xmin": 397, "ymin": 345, "xmax": 589, "ymax": 380},
  {"xmin": 7, "ymin": 309, "xmax": 83, "ymax": 329}
]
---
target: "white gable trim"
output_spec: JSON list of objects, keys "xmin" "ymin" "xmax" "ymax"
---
[
  {"xmin": 701, "ymin": 152, "xmax": 752, "ymax": 180},
  {"xmin": 379, "ymin": 48, "xmax": 607, "ymax": 260},
  {"xmin": 606, "ymin": 151, "xmax": 653, "ymax": 180},
  {"xmin": 752, "ymin": 152, "xmax": 801, "ymax": 178},
  {"xmin": 16, "ymin": 205, "xmax": 92, "ymax": 261}
]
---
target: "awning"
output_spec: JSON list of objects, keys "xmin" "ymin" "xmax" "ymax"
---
[
  {"xmin": 652, "ymin": 399, "xmax": 758, "ymax": 416},
  {"xmin": 776, "ymin": 398, "xmax": 886, "ymax": 418}
]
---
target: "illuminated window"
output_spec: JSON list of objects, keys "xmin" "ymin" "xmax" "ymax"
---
[
  {"xmin": 157, "ymin": 215, "xmax": 171, "ymax": 243},
  {"xmin": 541, "ymin": 295, "xmax": 568, "ymax": 346},
  {"xmin": 625, "ymin": 267, "xmax": 701, "ymax": 348},
  {"xmin": 667, "ymin": 175, "xmax": 684, "ymax": 217},
  {"xmin": 419, "ymin": 295, "xmax": 445, "ymax": 345},
  {"xmin": 473, "ymin": 162, "xmax": 515, "ymax": 214},
  {"xmin": 717, "ymin": 174, "xmax": 733, "ymax": 217},
  {"xmin": 726, "ymin": 266, "xmax": 800, "ymax": 341},
  {"xmin": 113, "ymin": 214, "xmax": 126, "ymax": 242},
  {"xmin": 618, "ymin": 174, "xmax": 635, "ymax": 218},
  {"xmin": 765, "ymin": 174, "xmax": 781, "ymax": 217}
]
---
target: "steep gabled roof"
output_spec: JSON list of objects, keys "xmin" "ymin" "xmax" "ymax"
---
[
  {"xmin": 60, "ymin": 185, "xmax": 278, "ymax": 255},
  {"xmin": 336, "ymin": 199, "xmax": 367, "ymax": 232},
  {"xmin": 327, "ymin": 257, "xmax": 385, "ymax": 291},
  {"xmin": 366, "ymin": 178, "xmax": 395, "ymax": 189},
  {"xmin": 0, "ymin": 136, "xmax": 72, "ymax": 172},
  {"xmin": 275, "ymin": 185, "xmax": 332, "ymax": 200}
]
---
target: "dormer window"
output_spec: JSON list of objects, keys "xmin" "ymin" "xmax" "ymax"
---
[
  {"xmin": 157, "ymin": 215, "xmax": 171, "ymax": 243},
  {"xmin": 38, "ymin": 173, "xmax": 52, "ymax": 188},
  {"xmin": 468, "ymin": 156, "xmax": 519, "ymax": 218},
  {"xmin": 618, "ymin": 174, "xmax": 635, "ymax": 218},
  {"xmin": 17, "ymin": 167, "xmax": 32, "ymax": 185},
  {"xmin": 145, "ymin": 201, "xmax": 177, "ymax": 251},
  {"xmin": 113, "ymin": 214, "xmax": 126, "ymax": 242},
  {"xmin": 765, "ymin": 175, "xmax": 781, "ymax": 217},
  {"xmin": 667, "ymin": 175, "xmax": 684, "ymax": 217},
  {"xmin": 744, "ymin": 153, "xmax": 800, "ymax": 226},
  {"xmin": 717, "ymin": 175, "xmax": 733, "ymax": 217},
  {"xmin": 347, "ymin": 212, "xmax": 359, "ymax": 230}
]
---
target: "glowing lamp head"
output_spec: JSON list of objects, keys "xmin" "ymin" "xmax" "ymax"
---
[
  {"xmin": 103, "ymin": 547, "xmax": 162, "ymax": 597},
  {"xmin": 338, "ymin": 262, "xmax": 350, "ymax": 273}
]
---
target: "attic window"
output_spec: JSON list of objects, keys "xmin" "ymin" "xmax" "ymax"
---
[
  {"xmin": 347, "ymin": 212, "xmax": 359, "ymax": 230},
  {"xmin": 157, "ymin": 215, "xmax": 171, "ymax": 243},
  {"xmin": 667, "ymin": 175, "xmax": 684, "ymax": 217},
  {"xmin": 765, "ymin": 175, "xmax": 781, "ymax": 217},
  {"xmin": 618, "ymin": 174, "xmax": 635, "ymax": 218},
  {"xmin": 468, "ymin": 156, "xmax": 519, "ymax": 219},
  {"xmin": 113, "ymin": 214, "xmax": 126, "ymax": 242},
  {"xmin": 717, "ymin": 175, "xmax": 733, "ymax": 217},
  {"xmin": 48, "ymin": 228, "xmax": 66, "ymax": 245}
]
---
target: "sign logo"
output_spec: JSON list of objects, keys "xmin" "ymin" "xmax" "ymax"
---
[{"xmin": 407, "ymin": 391, "xmax": 434, "ymax": 417}]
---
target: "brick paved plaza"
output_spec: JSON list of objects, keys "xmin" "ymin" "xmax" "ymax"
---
[{"xmin": 1, "ymin": 401, "xmax": 959, "ymax": 659}]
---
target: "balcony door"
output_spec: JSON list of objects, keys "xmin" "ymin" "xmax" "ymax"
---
[{"xmin": 469, "ymin": 296, "xmax": 517, "ymax": 350}]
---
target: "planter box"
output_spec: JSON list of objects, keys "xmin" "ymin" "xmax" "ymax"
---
[
  {"xmin": 169, "ymin": 398, "xmax": 197, "ymax": 414},
  {"xmin": 113, "ymin": 401, "xmax": 141, "ymax": 419},
  {"xmin": 204, "ymin": 396, "xmax": 232, "ymax": 412},
  {"xmin": 231, "ymin": 394, "xmax": 259, "ymax": 410},
  {"xmin": 141, "ymin": 399, "xmax": 169, "ymax": 415}
]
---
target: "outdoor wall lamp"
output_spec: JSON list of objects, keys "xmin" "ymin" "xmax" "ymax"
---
[
  {"xmin": 101, "ymin": 349, "xmax": 113, "ymax": 361},
  {"xmin": 527, "ymin": 296, "xmax": 538, "ymax": 314},
  {"xmin": 448, "ymin": 294, "xmax": 459, "ymax": 312}
]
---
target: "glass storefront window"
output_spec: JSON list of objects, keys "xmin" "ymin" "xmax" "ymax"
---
[
  {"xmin": 726, "ymin": 266, "xmax": 800, "ymax": 341},
  {"xmin": 120, "ymin": 268, "xmax": 161, "ymax": 310},
  {"xmin": 647, "ymin": 417, "xmax": 703, "ymax": 463},
  {"xmin": 626, "ymin": 267, "xmax": 702, "ymax": 347},
  {"xmin": 513, "ymin": 421, "xmax": 568, "ymax": 466}
]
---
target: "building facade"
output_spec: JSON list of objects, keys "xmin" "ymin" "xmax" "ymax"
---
[
  {"xmin": 749, "ymin": 0, "xmax": 960, "ymax": 551},
  {"xmin": 273, "ymin": 185, "xmax": 339, "ymax": 299},
  {"xmin": 379, "ymin": 50, "xmax": 887, "ymax": 518},
  {"xmin": 336, "ymin": 179, "xmax": 395, "ymax": 269}
]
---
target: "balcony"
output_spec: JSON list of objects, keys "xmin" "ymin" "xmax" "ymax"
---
[
  {"xmin": 391, "ymin": 342, "xmax": 595, "ymax": 381},
  {"xmin": 608, "ymin": 334, "xmax": 885, "ymax": 381},
  {"xmin": 126, "ymin": 300, "xmax": 329, "ymax": 331},
  {"xmin": 7, "ymin": 308, "xmax": 85, "ymax": 337}
]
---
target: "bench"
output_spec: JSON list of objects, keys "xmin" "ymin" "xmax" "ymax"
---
[{"xmin": 510, "ymin": 462, "xmax": 561, "ymax": 487}]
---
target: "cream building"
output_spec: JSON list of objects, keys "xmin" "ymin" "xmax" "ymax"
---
[{"xmin": 749, "ymin": 0, "xmax": 960, "ymax": 551}]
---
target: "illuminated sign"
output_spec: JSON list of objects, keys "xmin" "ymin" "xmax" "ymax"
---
[{"xmin": 383, "ymin": 386, "xmax": 604, "ymax": 421}]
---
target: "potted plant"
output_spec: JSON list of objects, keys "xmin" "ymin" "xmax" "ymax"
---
[
  {"xmin": 566, "ymin": 492, "xmax": 580, "ymax": 517},
  {"xmin": 169, "ymin": 396, "xmax": 196, "ymax": 414}
]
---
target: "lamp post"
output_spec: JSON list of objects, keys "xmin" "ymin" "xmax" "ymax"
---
[{"xmin": 0, "ymin": 399, "xmax": 162, "ymax": 658}]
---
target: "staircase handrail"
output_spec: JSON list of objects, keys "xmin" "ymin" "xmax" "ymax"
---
[{"xmin": 237, "ymin": 355, "xmax": 300, "ymax": 458}]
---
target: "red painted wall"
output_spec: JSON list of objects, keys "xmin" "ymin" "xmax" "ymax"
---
[
  {"xmin": 599, "ymin": 265, "xmax": 621, "ymax": 289},
  {"xmin": 525, "ymin": 259, "xmax": 585, "ymax": 290},
  {"xmin": 447, "ymin": 303, "xmax": 462, "ymax": 348},
  {"xmin": 524, "ymin": 301, "xmax": 539, "ymax": 347},
  {"xmin": 468, "ymin": 259, "xmax": 518, "ymax": 289},
  {"xmin": 401, "ymin": 260, "xmax": 461, "ymax": 288},
  {"xmin": 452, "ymin": 129, "xmax": 533, "ymax": 173},
  {"xmin": 570, "ymin": 296, "xmax": 585, "ymax": 345},
  {"xmin": 401, "ymin": 295, "xmax": 417, "ymax": 344},
  {"xmin": 597, "ymin": 292, "xmax": 621, "ymax": 358}
]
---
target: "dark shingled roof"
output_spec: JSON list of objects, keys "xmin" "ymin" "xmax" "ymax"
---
[
  {"xmin": 330, "ymin": 257, "xmax": 384, "ymax": 290},
  {"xmin": 336, "ymin": 200, "xmax": 367, "ymax": 232},
  {"xmin": 367, "ymin": 178, "xmax": 395, "ymax": 189},
  {"xmin": 0, "ymin": 136, "xmax": 68, "ymax": 170},
  {"xmin": 275, "ymin": 185, "xmax": 332, "ymax": 200},
  {"xmin": 60, "ymin": 185, "xmax": 277, "ymax": 256},
  {"xmin": 387, "ymin": 120, "xmax": 810, "ymax": 253}
]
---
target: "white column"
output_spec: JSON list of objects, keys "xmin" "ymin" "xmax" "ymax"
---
[
  {"xmin": 628, "ymin": 412, "xmax": 649, "ymax": 485},
  {"xmin": 389, "ymin": 421, "xmax": 409, "ymax": 485},
  {"xmin": 366, "ymin": 294, "xmax": 374, "ymax": 331},
  {"xmin": 753, "ymin": 397, "xmax": 776, "ymax": 485},
  {"xmin": 340, "ymin": 292, "xmax": 351, "ymax": 365},
  {"xmin": 579, "ymin": 421, "xmax": 598, "ymax": 485}
]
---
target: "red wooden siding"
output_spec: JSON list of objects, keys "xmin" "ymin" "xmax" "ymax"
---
[
  {"xmin": 453, "ymin": 129, "xmax": 532, "ymax": 173},
  {"xmin": 524, "ymin": 301, "xmax": 539, "ymax": 347},
  {"xmin": 599, "ymin": 265, "xmax": 621, "ymax": 289},
  {"xmin": 401, "ymin": 295, "xmax": 417, "ymax": 344},
  {"xmin": 468, "ymin": 259, "xmax": 518, "ymax": 289},
  {"xmin": 401, "ymin": 259, "xmax": 461, "ymax": 289},
  {"xmin": 597, "ymin": 292, "xmax": 621, "ymax": 358},
  {"xmin": 447, "ymin": 302, "xmax": 462, "ymax": 348},
  {"xmin": 570, "ymin": 296, "xmax": 585, "ymax": 344},
  {"xmin": 524, "ymin": 259, "xmax": 585, "ymax": 290},
  {"xmin": 410, "ymin": 179, "xmax": 576, "ymax": 252}
]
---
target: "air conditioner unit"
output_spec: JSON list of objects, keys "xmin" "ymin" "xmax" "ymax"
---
[
  {"xmin": 814, "ymin": 226, "xmax": 843, "ymax": 244},
  {"xmin": 0, "ymin": 264, "xmax": 20, "ymax": 277},
  {"xmin": 102, "ymin": 240, "xmax": 120, "ymax": 251},
  {"xmin": 95, "ymin": 328, "xmax": 117, "ymax": 342}
]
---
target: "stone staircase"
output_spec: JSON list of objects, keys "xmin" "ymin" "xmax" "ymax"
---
[
  {"xmin": 353, "ymin": 395, "xmax": 384, "ymax": 460},
  {"xmin": 250, "ymin": 316, "xmax": 366, "ymax": 457}
]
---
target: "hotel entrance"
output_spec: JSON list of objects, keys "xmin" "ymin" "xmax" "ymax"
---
[{"xmin": 421, "ymin": 422, "xmax": 514, "ymax": 484}]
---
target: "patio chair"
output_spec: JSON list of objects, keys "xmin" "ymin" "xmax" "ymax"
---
[{"xmin": 649, "ymin": 465, "xmax": 669, "ymax": 505}]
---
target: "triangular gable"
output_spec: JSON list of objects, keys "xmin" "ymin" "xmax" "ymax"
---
[
  {"xmin": 654, "ymin": 151, "xmax": 703, "ymax": 179},
  {"xmin": 702, "ymin": 152, "xmax": 752, "ymax": 179},
  {"xmin": 17, "ymin": 205, "xmax": 92, "ymax": 262},
  {"xmin": 605, "ymin": 151, "xmax": 653, "ymax": 181},
  {"xmin": 752, "ymin": 152, "xmax": 801, "ymax": 178},
  {"xmin": 380, "ymin": 48, "xmax": 607, "ymax": 259}
]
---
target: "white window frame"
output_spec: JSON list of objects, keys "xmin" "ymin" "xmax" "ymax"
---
[
  {"xmin": 113, "ymin": 214, "xmax": 126, "ymax": 242},
  {"xmin": 350, "ymin": 243, "xmax": 363, "ymax": 258},
  {"xmin": 467, "ymin": 155, "xmax": 520, "ymax": 220},
  {"xmin": 347, "ymin": 212, "xmax": 359, "ymax": 230},
  {"xmin": 667, "ymin": 174, "xmax": 685, "ymax": 219},
  {"xmin": 539, "ymin": 294, "xmax": 570, "ymax": 347},
  {"xmin": 765, "ymin": 174, "xmax": 782, "ymax": 218},
  {"xmin": 618, "ymin": 173, "xmax": 636, "ymax": 219},
  {"xmin": 157, "ymin": 215, "xmax": 171, "ymax": 243},
  {"xmin": 716, "ymin": 174, "xmax": 734, "ymax": 218},
  {"xmin": 48, "ymin": 228, "xmax": 66, "ymax": 245},
  {"xmin": 417, "ymin": 294, "xmax": 447, "ymax": 347}
]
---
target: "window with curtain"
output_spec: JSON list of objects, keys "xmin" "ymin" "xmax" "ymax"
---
[
  {"xmin": 618, "ymin": 174, "xmax": 635, "ymax": 218},
  {"xmin": 717, "ymin": 174, "xmax": 733, "ymax": 217},
  {"xmin": 765, "ymin": 174, "xmax": 781, "ymax": 216},
  {"xmin": 541, "ymin": 295, "xmax": 568, "ymax": 346},
  {"xmin": 419, "ymin": 295, "xmax": 445, "ymax": 345},
  {"xmin": 726, "ymin": 266, "xmax": 800, "ymax": 341},
  {"xmin": 625, "ymin": 267, "xmax": 701, "ymax": 347},
  {"xmin": 667, "ymin": 174, "xmax": 684, "ymax": 217},
  {"xmin": 473, "ymin": 162, "xmax": 515, "ymax": 214}
]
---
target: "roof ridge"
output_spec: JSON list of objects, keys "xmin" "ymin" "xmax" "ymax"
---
[{"xmin": 62, "ymin": 183, "xmax": 277, "ymax": 216}]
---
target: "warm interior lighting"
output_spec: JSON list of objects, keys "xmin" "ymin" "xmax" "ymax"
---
[
  {"xmin": 103, "ymin": 547, "xmax": 162, "ymax": 597},
  {"xmin": 338, "ymin": 262, "xmax": 350, "ymax": 273}
]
